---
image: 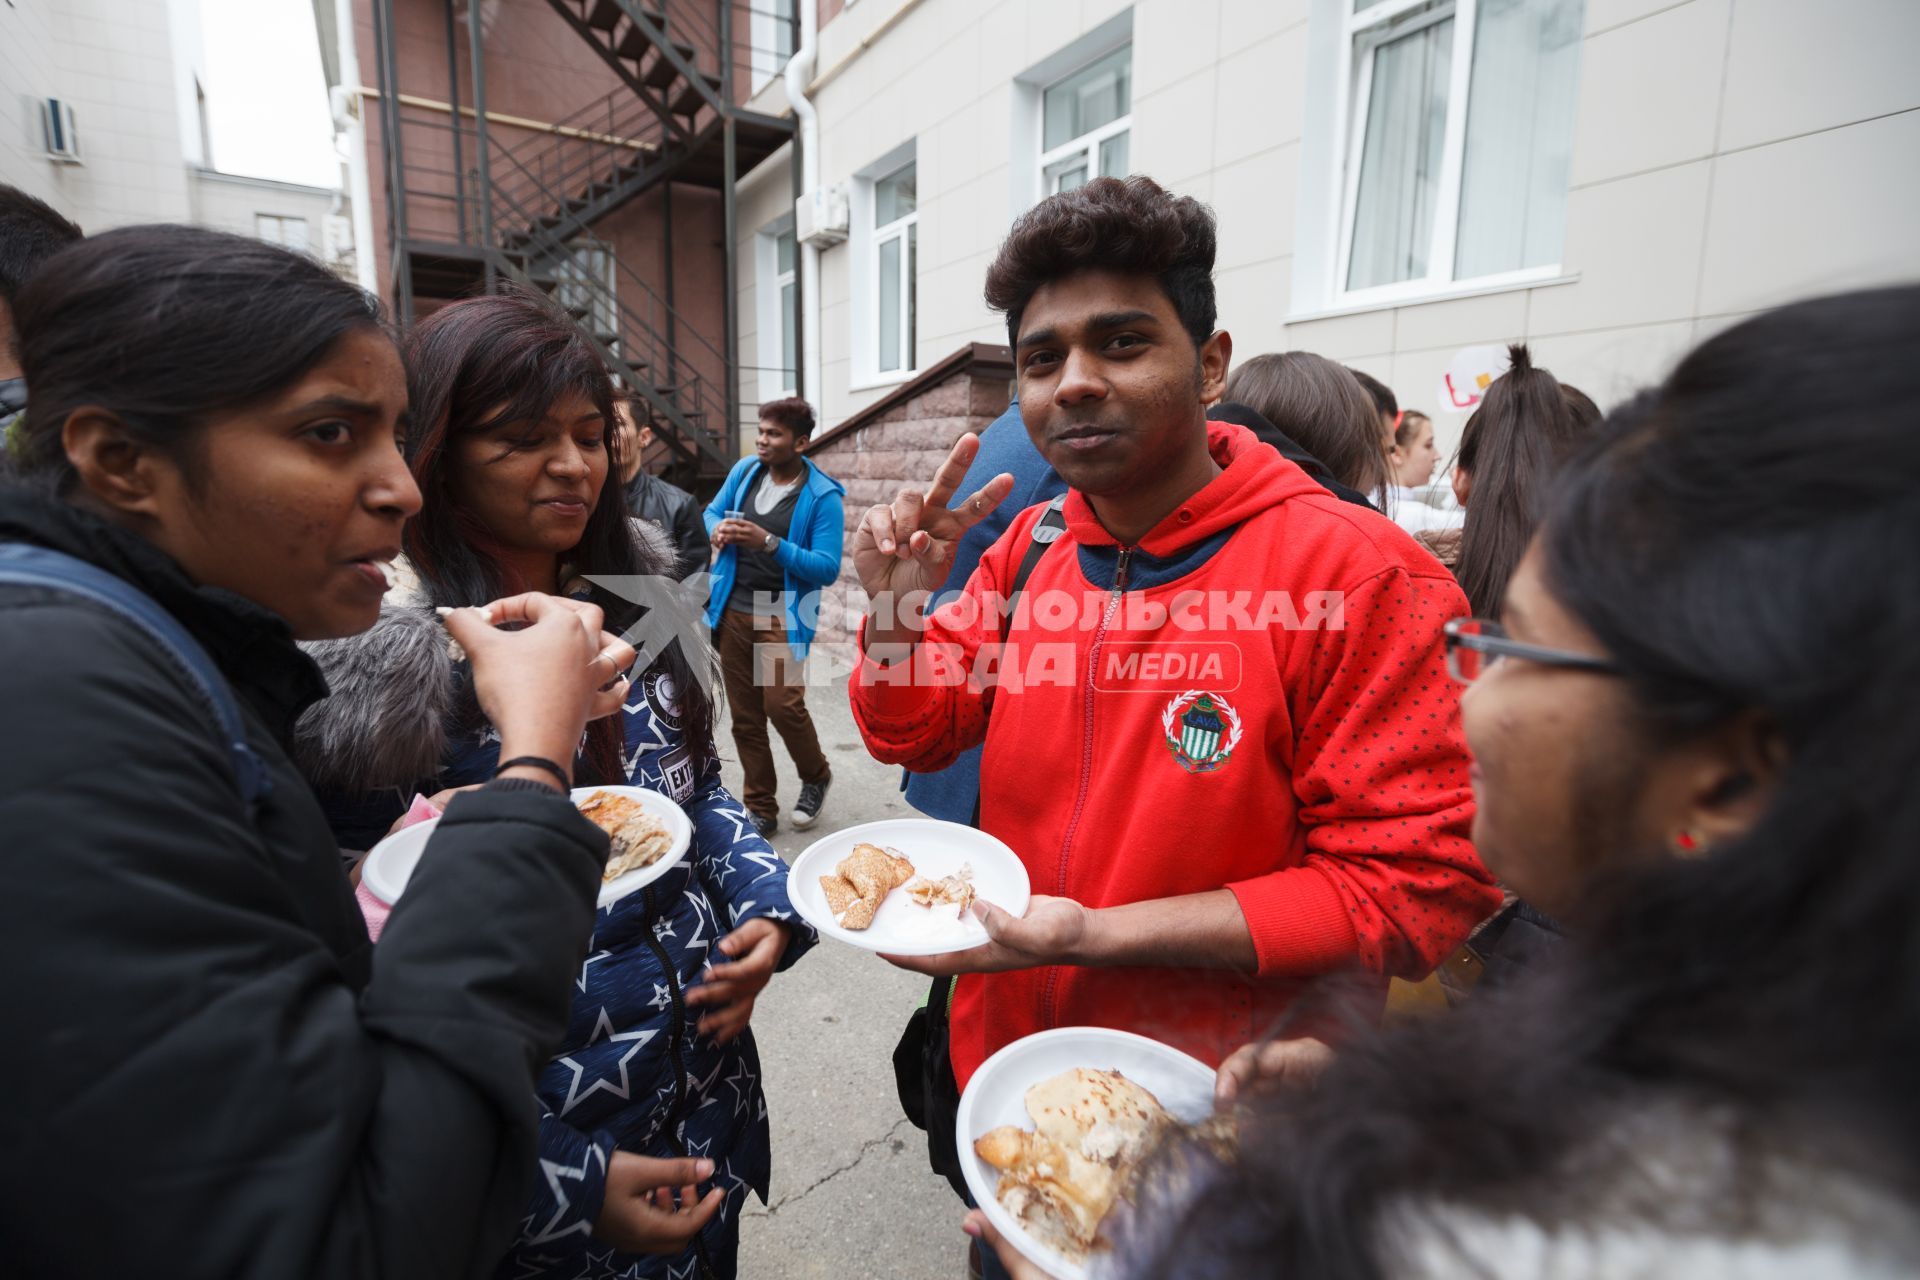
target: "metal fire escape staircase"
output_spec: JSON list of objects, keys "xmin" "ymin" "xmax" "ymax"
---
[{"xmin": 367, "ymin": 0, "xmax": 795, "ymax": 481}]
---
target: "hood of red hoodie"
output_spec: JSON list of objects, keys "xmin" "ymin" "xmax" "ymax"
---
[{"xmin": 1062, "ymin": 419, "xmax": 1326, "ymax": 554}]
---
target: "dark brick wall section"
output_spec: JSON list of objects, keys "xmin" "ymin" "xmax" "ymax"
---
[{"xmin": 803, "ymin": 351, "xmax": 1016, "ymax": 658}]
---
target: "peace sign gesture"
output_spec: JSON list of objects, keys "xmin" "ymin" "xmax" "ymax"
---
[{"xmin": 853, "ymin": 432, "xmax": 1014, "ymax": 646}]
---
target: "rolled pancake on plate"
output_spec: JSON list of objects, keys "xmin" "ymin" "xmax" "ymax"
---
[{"xmin": 817, "ymin": 842, "xmax": 915, "ymax": 930}]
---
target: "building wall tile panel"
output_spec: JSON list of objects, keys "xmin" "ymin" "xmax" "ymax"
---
[
  {"xmin": 1569, "ymin": 0, "xmax": 1729, "ymax": 188},
  {"xmin": 1718, "ymin": 0, "xmax": 1920, "ymax": 152},
  {"xmin": 1697, "ymin": 110, "xmax": 1920, "ymax": 317}
]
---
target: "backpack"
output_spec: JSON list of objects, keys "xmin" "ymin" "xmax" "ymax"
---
[{"xmin": 0, "ymin": 543, "xmax": 273, "ymax": 816}]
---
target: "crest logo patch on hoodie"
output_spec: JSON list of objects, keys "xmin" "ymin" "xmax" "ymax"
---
[
  {"xmin": 644, "ymin": 669, "xmax": 684, "ymax": 729},
  {"xmin": 1161, "ymin": 690, "xmax": 1242, "ymax": 773}
]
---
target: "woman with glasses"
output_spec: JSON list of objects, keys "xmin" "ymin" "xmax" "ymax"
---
[{"xmin": 971, "ymin": 286, "xmax": 1920, "ymax": 1278}]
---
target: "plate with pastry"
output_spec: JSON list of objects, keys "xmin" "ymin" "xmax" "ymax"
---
[
  {"xmin": 956, "ymin": 1027, "xmax": 1216, "ymax": 1279},
  {"xmin": 361, "ymin": 785, "xmax": 691, "ymax": 909},
  {"xmin": 786, "ymin": 818, "xmax": 1030, "ymax": 955}
]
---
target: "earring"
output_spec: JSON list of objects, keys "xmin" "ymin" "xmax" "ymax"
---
[{"xmin": 1673, "ymin": 830, "xmax": 1701, "ymax": 853}]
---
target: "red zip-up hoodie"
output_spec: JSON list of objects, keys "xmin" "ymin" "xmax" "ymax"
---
[{"xmin": 850, "ymin": 421, "xmax": 1499, "ymax": 1086}]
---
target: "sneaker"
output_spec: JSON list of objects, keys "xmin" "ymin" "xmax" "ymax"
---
[
  {"xmin": 791, "ymin": 776, "xmax": 831, "ymax": 830},
  {"xmin": 752, "ymin": 812, "xmax": 778, "ymax": 839}
]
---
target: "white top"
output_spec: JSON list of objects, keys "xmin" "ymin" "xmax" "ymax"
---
[
  {"xmin": 1388, "ymin": 1103, "xmax": 1920, "ymax": 1280},
  {"xmin": 1384, "ymin": 485, "xmax": 1464, "ymax": 536}
]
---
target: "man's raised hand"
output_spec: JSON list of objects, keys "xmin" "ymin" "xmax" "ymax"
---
[{"xmin": 853, "ymin": 432, "xmax": 1013, "ymax": 648}]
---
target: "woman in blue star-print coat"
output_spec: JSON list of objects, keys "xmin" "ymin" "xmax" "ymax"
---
[{"xmin": 293, "ymin": 291, "xmax": 816, "ymax": 1280}]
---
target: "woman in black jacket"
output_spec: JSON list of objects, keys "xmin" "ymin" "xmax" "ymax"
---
[{"xmin": 0, "ymin": 225, "xmax": 711, "ymax": 1277}]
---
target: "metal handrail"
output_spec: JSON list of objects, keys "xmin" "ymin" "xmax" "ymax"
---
[
  {"xmin": 583, "ymin": 0, "xmax": 798, "ymax": 108},
  {"xmin": 388, "ymin": 107, "xmax": 729, "ymax": 459},
  {"xmin": 485, "ymin": 135, "xmax": 728, "ymax": 425},
  {"xmin": 493, "ymin": 102, "xmax": 664, "ymax": 224},
  {"xmin": 484, "ymin": 136, "xmax": 694, "ymax": 347}
]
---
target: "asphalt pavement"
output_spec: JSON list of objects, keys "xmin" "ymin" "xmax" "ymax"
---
[{"xmin": 715, "ymin": 678, "xmax": 966, "ymax": 1280}]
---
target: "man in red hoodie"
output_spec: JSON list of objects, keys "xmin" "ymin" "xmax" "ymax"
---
[{"xmin": 848, "ymin": 177, "xmax": 1498, "ymax": 1099}]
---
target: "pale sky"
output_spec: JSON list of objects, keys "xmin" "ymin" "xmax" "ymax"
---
[{"xmin": 200, "ymin": 0, "xmax": 340, "ymax": 189}]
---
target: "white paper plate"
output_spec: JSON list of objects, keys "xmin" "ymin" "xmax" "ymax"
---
[
  {"xmin": 361, "ymin": 785, "xmax": 692, "ymax": 910},
  {"xmin": 786, "ymin": 818, "xmax": 1030, "ymax": 955},
  {"xmin": 956, "ymin": 1027, "xmax": 1218, "ymax": 1280}
]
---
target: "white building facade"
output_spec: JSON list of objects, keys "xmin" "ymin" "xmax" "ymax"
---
[
  {"xmin": 2, "ymin": 0, "xmax": 349, "ymax": 273},
  {"xmin": 736, "ymin": 0, "xmax": 1920, "ymax": 449},
  {"xmin": 1, "ymin": 0, "xmax": 204, "ymax": 229}
]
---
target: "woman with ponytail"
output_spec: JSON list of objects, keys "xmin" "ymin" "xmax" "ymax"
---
[{"xmin": 1443, "ymin": 345, "xmax": 1597, "ymax": 614}]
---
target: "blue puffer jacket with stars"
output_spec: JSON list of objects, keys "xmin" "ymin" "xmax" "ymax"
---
[
  {"xmin": 294, "ymin": 536, "xmax": 816, "ymax": 1280},
  {"xmin": 497, "ymin": 673, "xmax": 815, "ymax": 1280}
]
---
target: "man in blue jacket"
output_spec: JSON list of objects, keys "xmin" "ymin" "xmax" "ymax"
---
[{"xmin": 705, "ymin": 397, "xmax": 846, "ymax": 836}]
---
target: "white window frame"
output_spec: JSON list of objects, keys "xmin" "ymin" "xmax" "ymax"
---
[
  {"xmin": 870, "ymin": 164, "xmax": 917, "ymax": 379},
  {"xmin": 849, "ymin": 141, "xmax": 919, "ymax": 390},
  {"xmin": 255, "ymin": 214, "xmax": 311, "ymax": 253},
  {"xmin": 1327, "ymin": 0, "xmax": 1571, "ymax": 310},
  {"xmin": 1036, "ymin": 46, "xmax": 1133, "ymax": 197},
  {"xmin": 1010, "ymin": 10, "xmax": 1134, "ymax": 218},
  {"xmin": 755, "ymin": 216, "xmax": 798, "ymax": 401},
  {"xmin": 749, "ymin": 0, "xmax": 797, "ymax": 95}
]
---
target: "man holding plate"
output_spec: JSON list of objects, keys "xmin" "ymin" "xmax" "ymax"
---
[{"xmin": 846, "ymin": 178, "xmax": 1501, "ymax": 1218}]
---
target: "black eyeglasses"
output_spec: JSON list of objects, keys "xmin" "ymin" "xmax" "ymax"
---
[{"xmin": 1443, "ymin": 618, "xmax": 1622, "ymax": 684}]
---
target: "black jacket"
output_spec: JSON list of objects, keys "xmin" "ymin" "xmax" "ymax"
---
[
  {"xmin": 0, "ymin": 488, "xmax": 611, "ymax": 1278},
  {"xmin": 1208, "ymin": 401, "xmax": 1379, "ymax": 510},
  {"xmin": 625, "ymin": 468, "xmax": 708, "ymax": 580}
]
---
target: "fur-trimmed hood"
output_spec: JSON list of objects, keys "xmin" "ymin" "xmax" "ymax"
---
[{"xmin": 291, "ymin": 518, "xmax": 679, "ymax": 795}]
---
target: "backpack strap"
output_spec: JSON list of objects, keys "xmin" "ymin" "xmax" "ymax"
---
[
  {"xmin": 910, "ymin": 498, "xmax": 1071, "ymax": 1178},
  {"xmin": 0, "ymin": 544, "xmax": 274, "ymax": 816},
  {"xmin": 997, "ymin": 493, "xmax": 1068, "ymax": 645},
  {"xmin": 965, "ymin": 493, "xmax": 1069, "ymax": 831}
]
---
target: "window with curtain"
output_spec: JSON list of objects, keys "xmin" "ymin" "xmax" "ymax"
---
[
  {"xmin": 1040, "ymin": 45, "xmax": 1132, "ymax": 196},
  {"xmin": 873, "ymin": 163, "xmax": 917, "ymax": 376},
  {"xmin": 1340, "ymin": 0, "xmax": 1583, "ymax": 299}
]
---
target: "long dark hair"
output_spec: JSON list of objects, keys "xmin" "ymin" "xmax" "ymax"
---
[
  {"xmin": 1112, "ymin": 287, "xmax": 1920, "ymax": 1277},
  {"xmin": 9, "ymin": 224, "xmax": 383, "ymax": 492},
  {"xmin": 1452, "ymin": 344, "xmax": 1590, "ymax": 616},
  {"xmin": 401, "ymin": 289, "xmax": 716, "ymax": 779},
  {"xmin": 1223, "ymin": 352, "xmax": 1391, "ymax": 497}
]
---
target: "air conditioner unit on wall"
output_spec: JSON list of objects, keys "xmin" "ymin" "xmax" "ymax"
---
[
  {"xmin": 42, "ymin": 99, "xmax": 82, "ymax": 164},
  {"xmin": 796, "ymin": 184, "xmax": 848, "ymax": 248}
]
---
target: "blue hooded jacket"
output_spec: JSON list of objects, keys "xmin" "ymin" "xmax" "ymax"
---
[{"xmin": 702, "ymin": 456, "xmax": 846, "ymax": 660}]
